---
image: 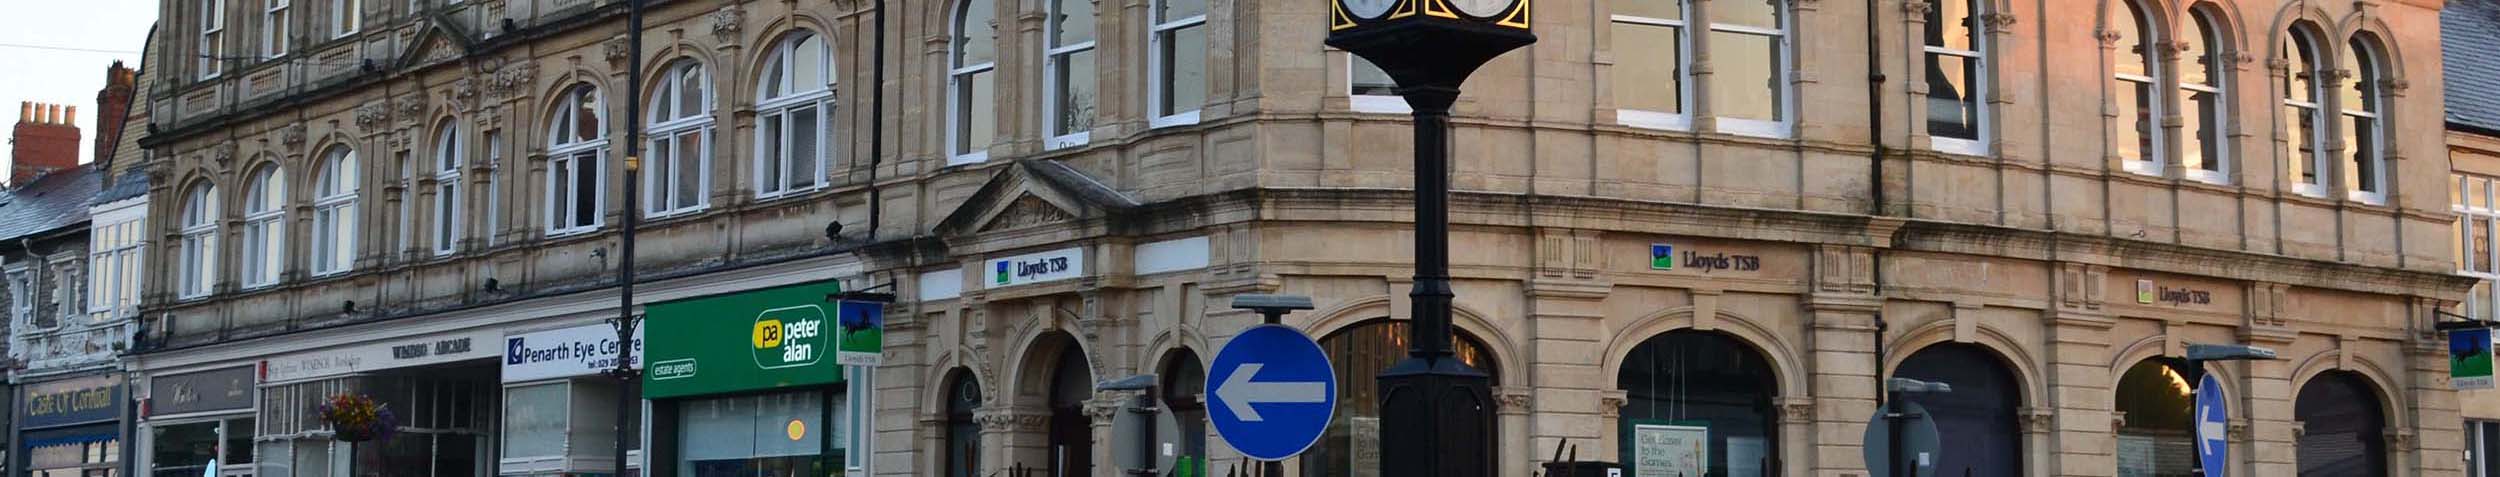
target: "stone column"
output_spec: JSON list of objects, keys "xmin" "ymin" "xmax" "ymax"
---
[
  {"xmin": 2242, "ymin": 283, "xmax": 2298, "ymax": 477},
  {"xmin": 1523, "ymin": 228, "xmax": 1609, "ymax": 475},
  {"xmin": 1087, "ymin": 394, "xmax": 1125, "ymax": 476},
  {"xmin": 2402, "ymin": 297, "xmax": 2462, "ymax": 477},
  {"xmin": 2045, "ymin": 263, "xmax": 2116, "ymax": 477},
  {"xmin": 976, "ymin": 407, "xmax": 1052, "ymax": 476},
  {"xmin": 1807, "ymin": 244, "xmax": 1880, "ymax": 477}
]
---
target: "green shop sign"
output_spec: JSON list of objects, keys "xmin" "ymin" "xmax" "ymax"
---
[{"xmin": 643, "ymin": 279, "xmax": 848, "ymax": 398}]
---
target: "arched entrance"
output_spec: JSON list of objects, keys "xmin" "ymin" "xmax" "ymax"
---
[
  {"xmin": 1302, "ymin": 320, "xmax": 1499, "ymax": 477},
  {"xmin": 1158, "ymin": 349, "xmax": 1208, "ymax": 477},
  {"xmin": 2296, "ymin": 370, "xmax": 2387, "ymax": 477},
  {"xmin": 1615, "ymin": 330, "xmax": 1779, "ymax": 477},
  {"xmin": 1894, "ymin": 343, "xmax": 2022, "ymax": 477},
  {"xmin": 2113, "ymin": 359, "xmax": 2194, "ymax": 477},
  {"xmin": 944, "ymin": 369, "xmax": 982, "ymax": 477},
  {"xmin": 1045, "ymin": 341, "xmax": 1094, "ymax": 477}
]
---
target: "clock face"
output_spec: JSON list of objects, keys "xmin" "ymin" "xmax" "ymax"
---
[
  {"xmin": 1450, "ymin": 0, "xmax": 1513, "ymax": 18},
  {"xmin": 1342, "ymin": 0, "xmax": 1397, "ymax": 20}
]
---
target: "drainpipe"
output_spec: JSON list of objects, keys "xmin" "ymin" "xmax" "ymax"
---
[
  {"xmin": 867, "ymin": 0, "xmax": 887, "ymax": 244},
  {"xmin": 1865, "ymin": 0, "xmax": 1892, "ymax": 413}
]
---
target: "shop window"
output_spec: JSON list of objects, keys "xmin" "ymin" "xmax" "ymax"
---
[
  {"xmin": 2468, "ymin": 420, "xmax": 2499, "ymax": 477},
  {"xmin": 942, "ymin": 370, "xmax": 981, "ymax": 477},
  {"xmin": 1894, "ymin": 343, "xmax": 2022, "ymax": 477},
  {"xmin": 2295, "ymin": 370, "xmax": 2386, "ymax": 476},
  {"xmin": 1158, "ymin": 350, "xmax": 1207, "ymax": 477},
  {"xmin": 947, "ymin": 0, "xmax": 996, "ymax": 165},
  {"xmin": 675, "ymin": 390, "xmax": 841, "ymax": 477},
  {"xmin": 503, "ymin": 382, "xmax": 570, "ymax": 460},
  {"xmin": 1047, "ymin": 343, "xmax": 1093, "ymax": 477},
  {"xmin": 1615, "ymin": 330, "xmax": 1778, "ymax": 477},
  {"xmin": 151, "ymin": 418, "xmax": 255, "ymax": 477},
  {"xmin": 2112, "ymin": 359, "xmax": 2194, "ymax": 477},
  {"xmin": 1302, "ymin": 320, "xmax": 1498, "ymax": 477}
]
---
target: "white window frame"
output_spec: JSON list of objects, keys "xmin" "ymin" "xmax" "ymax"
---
[
  {"xmin": 2113, "ymin": 0, "xmax": 2164, "ymax": 177},
  {"xmin": 1923, "ymin": 0, "xmax": 1987, "ymax": 156},
  {"xmin": 262, "ymin": 0, "xmax": 288, "ymax": 59},
  {"xmin": 330, "ymin": 0, "xmax": 357, "ymax": 38},
  {"xmin": 242, "ymin": 165, "xmax": 285, "ymax": 288},
  {"xmin": 178, "ymin": 184, "xmax": 220, "ymax": 299},
  {"xmin": 649, "ymin": 61, "xmax": 714, "ymax": 216},
  {"xmin": 948, "ymin": 1, "xmax": 996, "ymax": 166},
  {"xmin": 50, "ymin": 257, "xmax": 79, "ymax": 323},
  {"xmin": 200, "ymin": 0, "xmax": 225, "ymax": 79},
  {"xmin": 2468, "ymin": 420, "xmax": 2499, "ymax": 477},
  {"xmin": 484, "ymin": 131, "xmax": 502, "ymax": 246},
  {"xmin": 547, "ymin": 84, "xmax": 609, "ymax": 237},
  {"xmin": 4, "ymin": 267, "xmax": 29, "ymax": 327},
  {"xmin": 2284, "ymin": 27, "xmax": 2331, "ymax": 198},
  {"xmin": 1042, "ymin": 0, "xmax": 1097, "ymax": 149},
  {"xmin": 1610, "ymin": 5, "xmax": 1692, "ymax": 131},
  {"xmin": 2342, "ymin": 39, "xmax": 2388, "ymax": 206},
  {"xmin": 87, "ymin": 220, "xmax": 140, "ymax": 319},
  {"xmin": 311, "ymin": 147, "xmax": 360, "ymax": 276},
  {"xmin": 2178, "ymin": 10, "xmax": 2229, "ymax": 185},
  {"xmin": 756, "ymin": 36, "xmax": 833, "ymax": 198},
  {"xmin": 1347, "ymin": 54, "xmax": 1409, "ymax": 114},
  {"xmin": 1706, "ymin": 3, "xmax": 1792, "ymax": 139},
  {"xmin": 1147, "ymin": 0, "xmax": 1206, "ymax": 129},
  {"xmin": 432, "ymin": 121, "xmax": 463, "ymax": 256}
]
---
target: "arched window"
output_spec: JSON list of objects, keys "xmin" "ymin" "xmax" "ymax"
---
[
  {"xmin": 1043, "ymin": 0, "xmax": 1097, "ymax": 148},
  {"xmin": 1158, "ymin": 349, "xmax": 1207, "ymax": 477},
  {"xmin": 943, "ymin": 369, "xmax": 982, "ymax": 477},
  {"xmin": 757, "ymin": 35, "xmax": 829, "ymax": 199},
  {"xmin": 1148, "ymin": 0, "xmax": 1206, "ymax": 127},
  {"xmin": 546, "ymin": 83, "xmax": 606, "ymax": 235},
  {"xmin": 2179, "ymin": 8, "xmax": 2230, "ymax": 182},
  {"xmin": 311, "ymin": 146, "xmax": 359, "ymax": 276},
  {"xmin": 1924, "ymin": 0, "xmax": 1986, "ymax": 154},
  {"xmin": 1046, "ymin": 342, "xmax": 1093, "ymax": 477},
  {"xmin": 241, "ymin": 164, "xmax": 285, "ymax": 287},
  {"xmin": 1894, "ymin": 343, "xmax": 2022, "ymax": 477},
  {"xmin": 432, "ymin": 119, "xmax": 462, "ymax": 255},
  {"xmin": 2342, "ymin": 35, "xmax": 2389, "ymax": 204},
  {"xmin": 2112, "ymin": 0, "xmax": 2162, "ymax": 174},
  {"xmin": 2282, "ymin": 24, "xmax": 2331, "ymax": 196},
  {"xmin": 650, "ymin": 59, "xmax": 712, "ymax": 215},
  {"xmin": 1304, "ymin": 320, "xmax": 1499, "ymax": 477},
  {"xmin": 1609, "ymin": 0, "xmax": 1689, "ymax": 129},
  {"xmin": 2113, "ymin": 359, "xmax": 2195, "ymax": 476},
  {"xmin": 949, "ymin": 0, "xmax": 997, "ymax": 165},
  {"xmin": 177, "ymin": 182, "xmax": 220, "ymax": 298},
  {"xmin": 1708, "ymin": 0, "xmax": 1790, "ymax": 137},
  {"xmin": 2296, "ymin": 370, "xmax": 2386, "ymax": 476},
  {"xmin": 1616, "ymin": 330, "xmax": 1778, "ymax": 477}
]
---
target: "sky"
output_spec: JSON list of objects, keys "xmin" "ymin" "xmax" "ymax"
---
[{"xmin": 0, "ymin": 0, "xmax": 160, "ymax": 171}]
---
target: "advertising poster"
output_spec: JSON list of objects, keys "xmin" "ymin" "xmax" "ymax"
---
[
  {"xmin": 1632, "ymin": 422, "xmax": 1707, "ymax": 477},
  {"xmin": 2454, "ymin": 327, "xmax": 2495, "ymax": 390}
]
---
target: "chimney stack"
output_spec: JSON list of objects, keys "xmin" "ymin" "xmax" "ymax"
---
[
  {"xmin": 10, "ymin": 101, "xmax": 83, "ymax": 186},
  {"xmin": 95, "ymin": 60, "xmax": 137, "ymax": 170}
]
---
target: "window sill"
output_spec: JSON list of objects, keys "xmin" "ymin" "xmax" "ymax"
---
[
  {"xmin": 755, "ymin": 186, "xmax": 827, "ymax": 203},
  {"xmin": 2347, "ymin": 191, "xmax": 2387, "ymax": 206},
  {"xmin": 2291, "ymin": 183, "xmax": 2330, "ymax": 199},
  {"xmin": 948, "ymin": 151, "xmax": 989, "ymax": 167},
  {"xmin": 309, "ymin": 269, "xmax": 351, "ymax": 279},
  {"xmin": 546, "ymin": 226, "xmax": 603, "ymax": 239},
  {"xmin": 1045, "ymin": 132, "xmax": 1091, "ymax": 151},
  {"xmin": 1930, "ymin": 137, "xmax": 1986, "ymax": 157},
  {"xmin": 645, "ymin": 205, "xmax": 712, "ymax": 220},
  {"xmin": 1351, "ymin": 95, "xmax": 1412, "ymax": 114},
  {"xmin": 1714, "ymin": 118, "xmax": 1790, "ymax": 140},
  {"xmin": 1616, "ymin": 110, "xmax": 1690, "ymax": 132},
  {"xmin": 2122, "ymin": 160, "xmax": 2161, "ymax": 177},
  {"xmin": 2181, "ymin": 170, "xmax": 2231, "ymax": 186},
  {"xmin": 1151, "ymin": 111, "xmax": 1202, "ymax": 129}
]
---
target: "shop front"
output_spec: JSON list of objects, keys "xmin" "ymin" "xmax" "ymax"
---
[
  {"xmin": 498, "ymin": 322, "xmax": 643, "ymax": 477},
  {"xmin": 253, "ymin": 329, "xmax": 501, "ymax": 477},
  {"xmin": 17, "ymin": 374, "xmax": 125, "ymax": 477},
  {"xmin": 642, "ymin": 279, "xmax": 852, "ymax": 477},
  {"xmin": 143, "ymin": 366, "xmax": 258, "ymax": 477}
]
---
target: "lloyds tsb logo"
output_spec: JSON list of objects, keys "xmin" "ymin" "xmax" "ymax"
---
[{"xmin": 751, "ymin": 305, "xmax": 831, "ymax": 369}]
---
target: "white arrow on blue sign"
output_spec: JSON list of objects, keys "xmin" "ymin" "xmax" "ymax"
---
[
  {"xmin": 1207, "ymin": 324, "xmax": 1339, "ymax": 462},
  {"xmin": 2195, "ymin": 373, "xmax": 2228, "ymax": 477}
]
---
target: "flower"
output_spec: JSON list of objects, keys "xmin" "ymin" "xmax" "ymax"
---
[{"xmin": 317, "ymin": 394, "xmax": 396, "ymax": 442}]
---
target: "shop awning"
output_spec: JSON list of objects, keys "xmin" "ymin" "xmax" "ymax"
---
[{"xmin": 21, "ymin": 424, "xmax": 117, "ymax": 449}]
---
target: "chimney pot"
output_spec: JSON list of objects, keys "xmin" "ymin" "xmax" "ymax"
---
[
  {"xmin": 47, "ymin": 104, "xmax": 60, "ymax": 124},
  {"xmin": 65, "ymin": 106, "xmax": 75, "ymax": 125},
  {"xmin": 18, "ymin": 102, "xmax": 28, "ymax": 123}
]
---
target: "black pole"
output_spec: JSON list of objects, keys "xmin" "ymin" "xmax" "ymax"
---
[
  {"xmin": 867, "ymin": 0, "xmax": 886, "ymax": 242},
  {"xmin": 1884, "ymin": 392, "xmax": 1905, "ymax": 477},
  {"xmin": 2186, "ymin": 358, "xmax": 2204, "ymax": 477},
  {"xmin": 615, "ymin": 0, "xmax": 645, "ymax": 476},
  {"xmin": 1374, "ymin": 83, "xmax": 1492, "ymax": 477},
  {"xmin": 1407, "ymin": 84, "xmax": 1457, "ymax": 362}
]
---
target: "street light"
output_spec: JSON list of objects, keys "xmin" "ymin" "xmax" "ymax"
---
[
  {"xmin": 1230, "ymin": 294, "xmax": 1314, "ymax": 326},
  {"xmin": 2180, "ymin": 343, "xmax": 2276, "ymax": 477}
]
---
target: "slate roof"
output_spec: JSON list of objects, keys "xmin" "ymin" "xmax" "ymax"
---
[
  {"xmin": 2446, "ymin": 0, "xmax": 2500, "ymax": 134},
  {"xmin": 0, "ymin": 166, "xmax": 102, "ymax": 243},
  {"xmin": 91, "ymin": 170, "xmax": 149, "ymax": 205}
]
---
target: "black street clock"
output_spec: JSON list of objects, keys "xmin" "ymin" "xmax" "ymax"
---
[{"xmin": 1325, "ymin": 0, "xmax": 1533, "ymax": 94}]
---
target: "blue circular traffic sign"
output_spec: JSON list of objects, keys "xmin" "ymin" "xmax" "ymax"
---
[{"xmin": 1206, "ymin": 324, "xmax": 1338, "ymax": 461}]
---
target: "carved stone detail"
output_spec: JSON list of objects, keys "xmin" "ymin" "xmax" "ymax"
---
[
  {"xmin": 2110, "ymin": 411, "xmax": 2129, "ymax": 432},
  {"xmin": 710, "ymin": 6, "xmax": 745, "ymax": 43},
  {"xmin": 1981, "ymin": 12, "xmax": 2017, "ymax": 32},
  {"xmin": 353, "ymin": 102, "xmax": 390, "ymax": 131},
  {"xmin": 1598, "ymin": 394, "xmax": 1628, "ymax": 418},
  {"xmin": 2019, "ymin": 407, "xmax": 2054, "ymax": 434},
  {"xmin": 604, "ymin": 36, "xmax": 630, "ymax": 64},
  {"xmin": 2097, "ymin": 28, "xmax": 2124, "ymax": 47},
  {"xmin": 981, "ymin": 195, "xmax": 1077, "ymax": 232},
  {"xmin": 1494, "ymin": 391, "xmax": 1532, "ymax": 415},
  {"xmin": 974, "ymin": 411, "xmax": 1048, "ymax": 432},
  {"xmin": 450, "ymin": 78, "xmax": 478, "ymax": 108},
  {"xmin": 2227, "ymin": 421, "xmax": 2251, "ymax": 442},
  {"xmin": 1899, "ymin": 0, "xmax": 1931, "ymax": 16},
  {"xmin": 1775, "ymin": 398, "xmax": 1813, "ymax": 424},
  {"xmin": 279, "ymin": 123, "xmax": 307, "ymax": 151},
  {"xmin": 396, "ymin": 95, "xmax": 428, "ymax": 125},
  {"xmin": 488, "ymin": 61, "xmax": 536, "ymax": 98}
]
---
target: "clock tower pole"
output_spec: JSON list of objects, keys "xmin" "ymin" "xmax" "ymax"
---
[{"xmin": 1324, "ymin": 1, "xmax": 1532, "ymax": 476}]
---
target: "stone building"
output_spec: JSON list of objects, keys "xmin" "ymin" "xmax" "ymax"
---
[
  {"xmin": 126, "ymin": 0, "xmax": 2470, "ymax": 477},
  {"xmin": 2443, "ymin": 1, "xmax": 2500, "ymax": 475}
]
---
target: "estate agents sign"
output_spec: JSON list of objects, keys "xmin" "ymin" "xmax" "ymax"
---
[{"xmin": 643, "ymin": 279, "xmax": 848, "ymax": 398}]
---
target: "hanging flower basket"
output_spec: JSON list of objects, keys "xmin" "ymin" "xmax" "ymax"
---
[{"xmin": 318, "ymin": 394, "xmax": 397, "ymax": 443}]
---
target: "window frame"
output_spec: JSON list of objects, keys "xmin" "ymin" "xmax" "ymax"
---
[
  {"xmin": 948, "ymin": 0, "xmax": 997, "ymax": 166},
  {"xmin": 178, "ymin": 183, "xmax": 220, "ymax": 299},
  {"xmin": 483, "ymin": 131, "xmax": 502, "ymax": 246},
  {"xmin": 431, "ymin": 120, "xmax": 463, "ymax": 256},
  {"xmin": 262, "ymin": 0, "xmax": 288, "ymax": 59},
  {"xmin": 1346, "ymin": 53, "xmax": 1409, "ymax": 114},
  {"xmin": 310, "ymin": 147, "xmax": 360, "ymax": 277},
  {"xmin": 649, "ymin": 60, "xmax": 714, "ymax": 216},
  {"xmin": 2283, "ymin": 25, "xmax": 2331, "ymax": 198},
  {"xmin": 1610, "ymin": 2, "xmax": 1693, "ymax": 131},
  {"xmin": 200, "ymin": 0, "xmax": 226, "ymax": 79},
  {"xmin": 2342, "ymin": 36, "xmax": 2389, "ymax": 205},
  {"xmin": 3, "ymin": 267, "xmax": 29, "ymax": 329},
  {"xmin": 1923, "ymin": 0, "xmax": 1988, "ymax": 156},
  {"xmin": 2112, "ymin": 0, "xmax": 2165, "ymax": 176},
  {"xmin": 1704, "ymin": 0, "xmax": 1793, "ymax": 139},
  {"xmin": 2178, "ymin": 8, "xmax": 2230, "ymax": 184},
  {"xmin": 329, "ymin": 0, "xmax": 357, "ymax": 38},
  {"xmin": 546, "ymin": 84, "xmax": 608, "ymax": 237},
  {"xmin": 754, "ymin": 36, "xmax": 832, "ymax": 199},
  {"xmin": 241, "ymin": 164, "xmax": 286, "ymax": 289},
  {"xmin": 87, "ymin": 219, "xmax": 142, "ymax": 320},
  {"xmin": 1147, "ymin": 0, "xmax": 1207, "ymax": 129},
  {"xmin": 1042, "ymin": 0, "xmax": 1098, "ymax": 149}
]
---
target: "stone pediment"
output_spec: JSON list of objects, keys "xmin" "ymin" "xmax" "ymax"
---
[
  {"xmin": 936, "ymin": 160, "xmax": 1141, "ymax": 239},
  {"xmin": 981, "ymin": 195, "xmax": 1078, "ymax": 232},
  {"xmin": 395, "ymin": 16, "xmax": 477, "ymax": 70}
]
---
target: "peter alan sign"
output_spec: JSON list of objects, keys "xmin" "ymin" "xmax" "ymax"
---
[
  {"xmin": 987, "ymin": 247, "xmax": 1086, "ymax": 289},
  {"xmin": 503, "ymin": 324, "xmax": 645, "ymax": 383},
  {"xmin": 261, "ymin": 329, "xmax": 501, "ymax": 383},
  {"xmin": 642, "ymin": 278, "xmax": 849, "ymax": 399}
]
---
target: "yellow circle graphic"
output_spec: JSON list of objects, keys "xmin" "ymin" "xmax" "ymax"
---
[{"xmin": 785, "ymin": 419, "xmax": 807, "ymax": 441}]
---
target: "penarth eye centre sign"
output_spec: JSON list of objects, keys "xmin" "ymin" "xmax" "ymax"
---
[{"xmin": 643, "ymin": 278, "xmax": 850, "ymax": 399}]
